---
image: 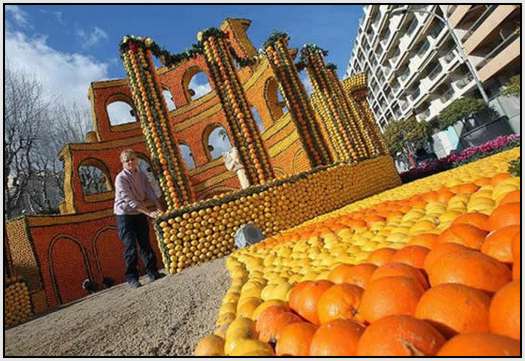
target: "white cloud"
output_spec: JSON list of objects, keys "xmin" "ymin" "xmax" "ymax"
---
[
  {"xmin": 76, "ymin": 26, "xmax": 108, "ymax": 48},
  {"xmin": 189, "ymin": 74, "xmax": 211, "ymax": 99},
  {"xmin": 40, "ymin": 9, "xmax": 65, "ymax": 25},
  {"xmin": 5, "ymin": 29, "xmax": 109, "ymax": 113},
  {"xmin": 5, "ymin": 5, "xmax": 30, "ymax": 28}
]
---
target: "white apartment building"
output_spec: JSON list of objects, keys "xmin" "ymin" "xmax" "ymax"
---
[{"xmin": 346, "ymin": 4, "xmax": 520, "ymax": 134}]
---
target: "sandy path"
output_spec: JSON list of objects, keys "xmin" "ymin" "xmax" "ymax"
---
[{"xmin": 4, "ymin": 257, "xmax": 230, "ymax": 357}]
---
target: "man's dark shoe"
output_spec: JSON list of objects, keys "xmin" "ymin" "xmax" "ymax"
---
[
  {"xmin": 147, "ymin": 272, "xmax": 166, "ymax": 283},
  {"xmin": 127, "ymin": 279, "xmax": 142, "ymax": 289}
]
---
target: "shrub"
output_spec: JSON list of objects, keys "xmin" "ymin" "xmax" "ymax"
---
[{"xmin": 438, "ymin": 97, "xmax": 487, "ymax": 130}]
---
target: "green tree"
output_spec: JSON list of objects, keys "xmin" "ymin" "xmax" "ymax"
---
[
  {"xmin": 501, "ymin": 75, "xmax": 520, "ymax": 97},
  {"xmin": 437, "ymin": 96, "xmax": 487, "ymax": 130},
  {"xmin": 383, "ymin": 116, "xmax": 431, "ymax": 156}
]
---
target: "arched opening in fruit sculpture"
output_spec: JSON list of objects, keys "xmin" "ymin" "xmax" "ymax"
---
[
  {"xmin": 162, "ymin": 87, "xmax": 177, "ymax": 111},
  {"xmin": 182, "ymin": 66, "xmax": 212, "ymax": 101},
  {"xmin": 78, "ymin": 158, "xmax": 113, "ymax": 196},
  {"xmin": 204, "ymin": 124, "xmax": 233, "ymax": 161},
  {"xmin": 178, "ymin": 142, "xmax": 197, "ymax": 169},
  {"xmin": 264, "ymin": 77, "xmax": 288, "ymax": 121},
  {"xmin": 106, "ymin": 100, "xmax": 137, "ymax": 126}
]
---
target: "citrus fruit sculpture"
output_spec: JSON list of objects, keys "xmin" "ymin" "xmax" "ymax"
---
[{"xmin": 195, "ymin": 147, "xmax": 521, "ymax": 356}]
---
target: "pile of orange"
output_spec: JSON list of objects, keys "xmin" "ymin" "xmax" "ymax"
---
[{"xmin": 195, "ymin": 148, "xmax": 521, "ymax": 356}]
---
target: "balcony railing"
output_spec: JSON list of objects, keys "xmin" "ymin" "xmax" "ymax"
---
[
  {"xmin": 429, "ymin": 24, "xmax": 445, "ymax": 40},
  {"xmin": 420, "ymin": 108, "xmax": 431, "ymax": 119},
  {"xmin": 409, "ymin": 87, "xmax": 421, "ymax": 101},
  {"xmin": 406, "ymin": 18, "xmax": 419, "ymax": 36},
  {"xmin": 440, "ymin": 87, "xmax": 454, "ymax": 103},
  {"xmin": 428, "ymin": 64, "xmax": 442, "ymax": 80},
  {"xmin": 462, "ymin": 5, "xmax": 495, "ymax": 41},
  {"xmin": 392, "ymin": 83, "xmax": 401, "ymax": 93},
  {"xmin": 443, "ymin": 51, "xmax": 456, "ymax": 64},
  {"xmin": 416, "ymin": 41, "xmax": 430, "ymax": 57},
  {"xmin": 399, "ymin": 69, "xmax": 410, "ymax": 82},
  {"xmin": 476, "ymin": 30, "xmax": 520, "ymax": 70},
  {"xmin": 456, "ymin": 74, "xmax": 474, "ymax": 88}
]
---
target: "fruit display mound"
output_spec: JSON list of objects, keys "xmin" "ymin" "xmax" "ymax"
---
[{"xmin": 195, "ymin": 147, "xmax": 521, "ymax": 356}]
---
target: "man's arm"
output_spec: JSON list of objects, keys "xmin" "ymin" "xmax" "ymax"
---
[{"xmin": 141, "ymin": 172, "xmax": 165, "ymax": 212}]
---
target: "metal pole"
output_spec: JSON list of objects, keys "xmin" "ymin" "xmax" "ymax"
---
[{"xmin": 388, "ymin": 6, "xmax": 490, "ymax": 104}]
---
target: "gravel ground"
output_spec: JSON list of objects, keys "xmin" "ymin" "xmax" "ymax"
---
[{"xmin": 4, "ymin": 257, "xmax": 230, "ymax": 357}]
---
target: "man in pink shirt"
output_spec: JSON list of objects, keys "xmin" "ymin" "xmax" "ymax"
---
[{"xmin": 114, "ymin": 149, "xmax": 165, "ymax": 288}]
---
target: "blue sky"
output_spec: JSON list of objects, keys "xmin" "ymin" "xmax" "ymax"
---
[{"xmin": 5, "ymin": 4, "xmax": 363, "ymax": 116}]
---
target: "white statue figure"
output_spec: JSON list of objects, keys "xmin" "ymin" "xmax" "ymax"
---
[{"xmin": 223, "ymin": 147, "xmax": 250, "ymax": 189}]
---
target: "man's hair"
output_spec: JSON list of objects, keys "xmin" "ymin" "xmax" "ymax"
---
[{"xmin": 120, "ymin": 149, "xmax": 136, "ymax": 162}]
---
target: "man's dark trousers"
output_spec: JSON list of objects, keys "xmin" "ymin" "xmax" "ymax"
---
[{"xmin": 116, "ymin": 214, "xmax": 157, "ymax": 282}]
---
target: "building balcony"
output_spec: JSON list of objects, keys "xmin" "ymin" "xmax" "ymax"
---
[
  {"xmin": 456, "ymin": 73, "xmax": 474, "ymax": 89},
  {"xmin": 420, "ymin": 108, "xmax": 431, "ymax": 120},
  {"xmin": 476, "ymin": 30, "xmax": 521, "ymax": 81},
  {"xmin": 439, "ymin": 87, "xmax": 455, "ymax": 103},
  {"xmin": 427, "ymin": 63, "xmax": 443, "ymax": 81},
  {"xmin": 408, "ymin": 87, "xmax": 422, "ymax": 104},
  {"xmin": 399, "ymin": 99, "xmax": 409, "ymax": 111},
  {"xmin": 399, "ymin": 69, "xmax": 410, "ymax": 83}
]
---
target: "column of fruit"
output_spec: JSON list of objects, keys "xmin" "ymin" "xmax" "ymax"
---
[
  {"xmin": 310, "ymin": 91, "xmax": 344, "ymax": 161},
  {"xmin": 120, "ymin": 37, "xmax": 195, "ymax": 209},
  {"xmin": 199, "ymin": 28, "xmax": 275, "ymax": 185},
  {"xmin": 325, "ymin": 64, "xmax": 379, "ymax": 157},
  {"xmin": 264, "ymin": 33, "xmax": 333, "ymax": 168},
  {"xmin": 301, "ymin": 45, "xmax": 367, "ymax": 162},
  {"xmin": 345, "ymin": 73, "xmax": 388, "ymax": 155}
]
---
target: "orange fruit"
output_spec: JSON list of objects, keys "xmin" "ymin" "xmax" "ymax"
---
[
  {"xmin": 499, "ymin": 190, "xmax": 520, "ymax": 205},
  {"xmin": 356, "ymin": 315, "xmax": 445, "ymax": 356},
  {"xmin": 511, "ymin": 231, "xmax": 520, "ymax": 280},
  {"xmin": 437, "ymin": 333, "xmax": 520, "ymax": 356},
  {"xmin": 309, "ymin": 319, "xmax": 364, "ymax": 356},
  {"xmin": 415, "ymin": 283, "xmax": 491, "ymax": 337},
  {"xmin": 256, "ymin": 305, "xmax": 302, "ymax": 343},
  {"xmin": 288, "ymin": 281, "xmax": 312, "ymax": 313},
  {"xmin": 391, "ymin": 245, "xmax": 430, "ymax": 269},
  {"xmin": 489, "ymin": 280, "xmax": 520, "ymax": 340},
  {"xmin": 490, "ymin": 172, "xmax": 511, "ymax": 185},
  {"xmin": 317, "ymin": 283, "xmax": 363, "ymax": 324},
  {"xmin": 327, "ymin": 264, "xmax": 354, "ymax": 284},
  {"xmin": 407, "ymin": 233, "xmax": 439, "ymax": 249},
  {"xmin": 481, "ymin": 225, "xmax": 519, "ymax": 263},
  {"xmin": 452, "ymin": 212, "xmax": 490, "ymax": 231},
  {"xmin": 357, "ymin": 276, "xmax": 425, "ymax": 324},
  {"xmin": 488, "ymin": 202, "xmax": 520, "ymax": 231},
  {"xmin": 289, "ymin": 280, "xmax": 333, "ymax": 325},
  {"xmin": 426, "ymin": 248, "xmax": 512, "ymax": 293},
  {"xmin": 275, "ymin": 322, "xmax": 318, "ymax": 356},
  {"xmin": 335, "ymin": 263, "xmax": 377, "ymax": 288},
  {"xmin": 423, "ymin": 242, "xmax": 471, "ymax": 274},
  {"xmin": 437, "ymin": 224, "xmax": 488, "ymax": 250},
  {"xmin": 366, "ymin": 248, "xmax": 396, "ymax": 266},
  {"xmin": 370, "ymin": 262, "xmax": 429, "ymax": 289}
]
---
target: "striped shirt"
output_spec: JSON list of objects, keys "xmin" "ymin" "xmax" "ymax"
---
[{"xmin": 113, "ymin": 168, "xmax": 158, "ymax": 215}]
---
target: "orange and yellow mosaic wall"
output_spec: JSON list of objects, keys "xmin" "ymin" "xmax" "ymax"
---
[{"xmin": 5, "ymin": 18, "xmax": 396, "ymax": 316}]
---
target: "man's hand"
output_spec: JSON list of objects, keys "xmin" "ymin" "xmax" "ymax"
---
[{"xmin": 147, "ymin": 209, "xmax": 162, "ymax": 218}]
